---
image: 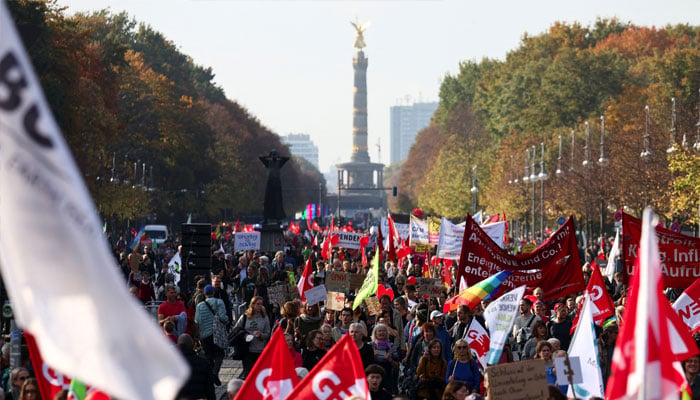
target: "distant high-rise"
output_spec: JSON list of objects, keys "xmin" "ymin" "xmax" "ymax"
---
[
  {"xmin": 390, "ymin": 101, "xmax": 438, "ymax": 164},
  {"xmin": 281, "ymin": 133, "xmax": 319, "ymax": 169}
]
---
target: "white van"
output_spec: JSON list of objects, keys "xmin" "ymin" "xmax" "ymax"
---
[{"xmin": 144, "ymin": 224, "xmax": 169, "ymax": 246}]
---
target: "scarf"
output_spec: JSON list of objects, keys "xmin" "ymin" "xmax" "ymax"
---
[{"xmin": 374, "ymin": 339, "xmax": 391, "ymax": 351}]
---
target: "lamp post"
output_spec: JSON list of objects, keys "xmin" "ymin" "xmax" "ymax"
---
[
  {"xmin": 556, "ymin": 135, "xmax": 563, "ymax": 177},
  {"xmin": 641, "ymin": 105, "xmax": 652, "ymax": 207},
  {"xmin": 695, "ymin": 89, "xmax": 700, "ymax": 152},
  {"xmin": 530, "ymin": 145, "xmax": 538, "ymax": 241},
  {"xmin": 668, "ymin": 97, "xmax": 678, "ymax": 154},
  {"xmin": 582, "ymin": 121, "xmax": 592, "ymax": 240},
  {"xmin": 470, "ymin": 165, "xmax": 479, "ymax": 214},
  {"xmin": 523, "ymin": 148, "xmax": 531, "ymax": 239},
  {"xmin": 538, "ymin": 142, "xmax": 548, "ymax": 238},
  {"xmin": 598, "ymin": 115, "xmax": 609, "ymax": 238}
]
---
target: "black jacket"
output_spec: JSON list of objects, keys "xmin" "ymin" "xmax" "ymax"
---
[{"xmin": 176, "ymin": 348, "xmax": 215, "ymax": 400}]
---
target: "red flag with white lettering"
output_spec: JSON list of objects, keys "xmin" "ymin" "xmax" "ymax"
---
[
  {"xmin": 570, "ymin": 265, "xmax": 615, "ymax": 333},
  {"xmin": 673, "ymin": 279, "xmax": 700, "ymax": 334},
  {"xmin": 234, "ymin": 328, "xmax": 298, "ymax": 400},
  {"xmin": 297, "ymin": 256, "xmax": 314, "ymax": 302},
  {"xmin": 606, "ymin": 208, "xmax": 696, "ymax": 400},
  {"xmin": 284, "ymin": 334, "xmax": 369, "ymax": 399}
]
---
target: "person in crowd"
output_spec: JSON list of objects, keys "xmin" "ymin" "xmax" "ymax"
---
[
  {"xmin": 547, "ymin": 337, "xmax": 561, "ymax": 352},
  {"xmin": 534, "ymin": 340, "xmax": 554, "ymax": 372},
  {"xmin": 175, "ymin": 334, "xmax": 215, "ymax": 400},
  {"xmin": 370, "ymin": 323, "xmax": 400, "ymax": 392},
  {"xmin": 273, "ymin": 301, "xmax": 299, "ymax": 337},
  {"xmin": 17, "ymin": 378, "xmax": 38, "ymax": 400},
  {"xmin": 521, "ymin": 320, "xmax": 549, "ymax": 360},
  {"xmin": 512, "ymin": 297, "xmax": 540, "ymax": 354},
  {"xmin": 405, "ymin": 304, "xmax": 429, "ymax": 353},
  {"xmin": 301, "ymin": 329, "xmax": 327, "ymax": 371},
  {"xmin": 350, "ymin": 322, "xmax": 375, "ymax": 369},
  {"xmin": 163, "ymin": 320, "xmax": 178, "ymax": 344},
  {"xmin": 565, "ymin": 296, "xmax": 577, "ymax": 319},
  {"xmin": 194, "ymin": 284, "xmax": 228, "ymax": 385},
  {"xmin": 441, "ymin": 381, "xmax": 469, "ymax": 400},
  {"xmin": 445, "ymin": 339, "xmax": 480, "ymax": 394},
  {"xmin": 192, "ymin": 278, "xmax": 207, "ymax": 307},
  {"xmin": 320, "ymin": 323, "xmax": 335, "ymax": 350},
  {"xmin": 683, "ymin": 355, "xmax": 700, "ymax": 400},
  {"xmin": 449, "ymin": 305, "xmax": 472, "ymax": 343},
  {"xmin": 379, "ymin": 294, "xmax": 405, "ymax": 352},
  {"xmin": 407, "ymin": 322, "xmax": 439, "ymax": 372},
  {"xmin": 365, "ymin": 364, "xmax": 392, "ymax": 400},
  {"xmin": 158, "ymin": 285, "xmax": 187, "ymax": 337},
  {"xmin": 240, "ymin": 263, "xmax": 258, "ymax": 302},
  {"xmin": 294, "ymin": 302, "xmax": 322, "ymax": 347},
  {"xmin": 224, "ymin": 379, "xmax": 244, "ymax": 400},
  {"xmin": 253, "ymin": 267, "xmax": 271, "ymax": 315},
  {"xmin": 7, "ymin": 367, "xmax": 29, "ymax": 400},
  {"xmin": 547, "ymin": 303, "xmax": 572, "ymax": 351},
  {"xmin": 597, "ymin": 323, "xmax": 618, "ymax": 387},
  {"xmin": 331, "ymin": 307, "xmax": 354, "ymax": 343},
  {"xmin": 233, "ymin": 295, "xmax": 270, "ymax": 379},
  {"xmin": 533, "ymin": 300, "xmax": 549, "ymax": 324},
  {"xmin": 323, "ymin": 308, "xmax": 337, "ymax": 327},
  {"xmin": 416, "ymin": 339, "xmax": 446, "ymax": 400},
  {"xmin": 431, "ymin": 310, "xmax": 453, "ymax": 361},
  {"xmin": 284, "ymin": 333, "xmax": 303, "ymax": 368},
  {"xmin": 129, "ymin": 269, "xmax": 155, "ymax": 304}
]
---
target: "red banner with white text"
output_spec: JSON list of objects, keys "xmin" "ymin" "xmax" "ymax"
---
[
  {"xmin": 457, "ymin": 214, "xmax": 584, "ymax": 301},
  {"xmin": 622, "ymin": 213, "xmax": 700, "ymax": 288}
]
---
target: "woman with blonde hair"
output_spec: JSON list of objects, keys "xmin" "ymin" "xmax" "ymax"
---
[
  {"xmin": 233, "ymin": 295, "xmax": 271, "ymax": 378},
  {"xmin": 19, "ymin": 377, "xmax": 39, "ymax": 400},
  {"xmin": 446, "ymin": 339, "xmax": 481, "ymax": 394}
]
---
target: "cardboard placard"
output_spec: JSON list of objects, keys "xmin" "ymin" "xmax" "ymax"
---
[
  {"xmin": 234, "ymin": 232, "xmax": 261, "ymax": 251},
  {"xmin": 486, "ymin": 359, "xmax": 548, "ymax": 400},
  {"xmin": 326, "ymin": 291, "xmax": 346, "ymax": 311},
  {"xmin": 268, "ymin": 284, "xmax": 289, "ymax": 307},
  {"xmin": 364, "ymin": 296, "xmax": 381, "ymax": 316},
  {"xmin": 416, "ymin": 278, "xmax": 443, "ymax": 297},
  {"xmin": 349, "ymin": 273, "xmax": 365, "ymax": 290},
  {"xmin": 325, "ymin": 271, "xmax": 350, "ymax": 292},
  {"xmin": 554, "ymin": 356, "xmax": 583, "ymax": 385},
  {"xmin": 304, "ymin": 284, "xmax": 328, "ymax": 306}
]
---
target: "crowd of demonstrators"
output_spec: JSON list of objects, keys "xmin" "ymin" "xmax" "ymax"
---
[{"xmin": 100, "ymin": 226, "xmax": 700, "ymax": 400}]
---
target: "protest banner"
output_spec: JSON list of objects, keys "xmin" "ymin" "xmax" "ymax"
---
[
  {"xmin": 234, "ymin": 232, "xmax": 261, "ymax": 251},
  {"xmin": 673, "ymin": 278, "xmax": 700, "ymax": 334},
  {"xmin": 484, "ymin": 286, "xmax": 525, "ymax": 364},
  {"xmin": 410, "ymin": 215, "xmax": 429, "ymax": 251},
  {"xmin": 349, "ymin": 273, "xmax": 366, "ymax": 291},
  {"xmin": 437, "ymin": 218, "xmax": 506, "ymax": 259},
  {"xmin": 364, "ymin": 296, "xmax": 381, "ymax": 316},
  {"xmin": 486, "ymin": 359, "xmax": 548, "ymax": 400},
  {"xmin": 457, "ymin": 215, "xmax": 584, "ymax": 301},
  {"xmin": 333, "ymin": 230, "xmax": 364, "ymax": 250},
  {"xmin": 325, "ymin": 271, "xmax": 350, "ymax": 292},
  {"xmin": 428, "ymin": 216, "xmax": 442, "ymax": 245},
  {"xmin": 622, "ymin": 212, "xmax": 700, "ymax": 287}
]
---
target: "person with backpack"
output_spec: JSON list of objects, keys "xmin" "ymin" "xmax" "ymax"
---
[{"xmin": 446, "ymin": 339, "xmax": 481, "ymax": 395}]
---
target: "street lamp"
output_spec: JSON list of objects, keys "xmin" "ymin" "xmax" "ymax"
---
[
  {"xmin": 523, "ymin": 148, "xmax": 531, "ymax": 238},
  {"xmin": 641, "ymin": 105, "xmax": 653, "ymax": 160},
  {"xmin": 694, "ymin": 89, "xmax": 700, "ymax": 152},
  {"xmin": 538, "ymin": 142, "xmax": 548, "ymax": 238},
  {"xmin": 530, "ymin": 145, "xmax": 538, "ymax": 241},
  {"xmin": 582, "ymin": 121, "xmax": 591, "ymax": 168},
  {"xmin": 597, "ymin": 115, "xmax": 608, "ymax": 238},
  {"xmin": 556, "ymin": 135, "xmax": 563, "ymax": 177},
  {"xmin": 569, "ymin": 130, "xmax": 575, "ymax": 172},
  {"xmin": 470, "ymin": 165, "xmax": 479, "ymax": 214},
  {"xmin": 667, "ymin": 97, "xmax": 678, "ymax": 154}
]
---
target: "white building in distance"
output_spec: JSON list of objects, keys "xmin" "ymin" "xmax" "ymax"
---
[
  {"xmin": 282, "ymin": 133, "xmax": 319, "ymax": 170},
  {"xmin": 390, "ymin": 101, "xmax": 438, "ymax": 165}
]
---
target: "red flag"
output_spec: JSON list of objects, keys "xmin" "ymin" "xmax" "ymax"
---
[
  {"xmin": 484, "ymin": 213, "xmax": 500, "ymax": 224},
  {"xmin": 597, "ymin": 237, "xmax": 606, "ymax": 262},
  {"xmin": 396, "ymin": 238, "xmax": 412, "ymax": 264},
  {"xmin": 570, "ymin": 265, "xmax": 616, "ymax": 333},
  {"xmin": 359, "ymin": 236, "xmax": 370, "ymax": 267},
  {"xmin": 422, "ymin": 248, "xmax": 430, "ymax": 278},
  {"xmin": 606, "ymin": 208, "xmax": 697, "ymax": 400},
  {"xmin": 284, "ymin": 334, "xmax": 369, "ymax": 399},
  {"xmin": 297, "ymin": 256, "xmax": 314, "ymax": 302},
  {"xmin": 312, "ymin": 221, "xmax": 321, "ymax": 232},
  {"xmin": 321, "ymin": 217, "xmax": 335, "ymax": 260},
  {"xmin": 503, "ymin": 211, "xmax": 510, "ymax": 246},
  {"xmin": 386, "ymin": 213, "xmax": 399, "ymax": 262},
  {"xmin": 234, "ymin": 328, "xmax": 299, "ymax": 400}
]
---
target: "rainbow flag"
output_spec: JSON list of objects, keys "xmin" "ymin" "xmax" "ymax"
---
[
  {"xmin": 442, "ymin": 270, "xmax": 513, "ymax": 313},
  {"xmin": 129, "ymin": 227, "xmax": 145, "ymax": 252}
]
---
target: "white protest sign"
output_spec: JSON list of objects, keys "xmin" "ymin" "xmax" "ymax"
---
[
  {"xmin": 484, "ymin": 285, "xmax": 526, "ymax": 365},
  {"xmin": 234, "ymin": 231, "xmax": 260, "ymax": 251},
  {"xmin": 409, "ymin": 215, "xmax": 429, "ymax": 247},
  {"xmin": 437, "ymin": 218, "xmax": 506, "ymax": 259},
  {"xmin": 304, "ymin": 284, "xmax": 328, "ymax": 306},
  {"xmin": 333, "ymin": 231, "xmax": 363, "ymax": 250},
  {"xmin": 555, "ymin": 356, "xmax": 583, "ymax": 385}
]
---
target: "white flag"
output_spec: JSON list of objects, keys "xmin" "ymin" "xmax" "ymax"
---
[
  {"xmin": 167, "ymin": 252, "xmax": 182, "ymax": 286},
  {"xmin": 465, "ymin": 318, "xmax": 490, "ymax": 370},
  {"xmin": 604, "ymin": 229, "xmax": 619, "ymax": 282},
  {"xmin": 0, "ymin": 3, "xmax": 188, "ymax": 399},
  {"xmin": 484, "ymin": 285, "xmax": 525, "ymax": 365},
  {"xmin": 567, "ymin": 295, "xmax": 605, "ymax": 399}
]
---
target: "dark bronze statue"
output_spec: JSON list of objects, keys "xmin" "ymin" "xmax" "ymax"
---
[{"xmin": 259, "ymin": 149, "xmax": 289, "ymax": 224}]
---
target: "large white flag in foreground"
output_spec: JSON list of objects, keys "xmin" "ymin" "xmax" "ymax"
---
[
  {"xmin": 0, "ymin": 3, "xmax": 188, "ymax": 399},
  {"xmin": 567, "ymin": 295, "xmax": 604, "ymax": 399}
]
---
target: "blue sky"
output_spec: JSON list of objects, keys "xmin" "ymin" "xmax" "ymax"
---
[{"xmin": 60, "ymin": 0, "xmax": 700, "ymax": 172}]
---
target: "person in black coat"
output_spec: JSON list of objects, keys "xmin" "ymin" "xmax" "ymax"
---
[{"xmin": 176, "ymin": 334, "xmax": 215, "ymax": 400}]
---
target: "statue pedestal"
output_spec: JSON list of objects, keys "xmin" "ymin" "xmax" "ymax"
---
[{"xmin": 259, "ymin": 224, "xmax": 284, "ymax": 253}]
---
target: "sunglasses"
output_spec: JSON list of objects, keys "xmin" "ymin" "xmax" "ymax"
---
[{"xmin": 455, "ymin": 346, "xmax": 467, "ymax": 350}]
